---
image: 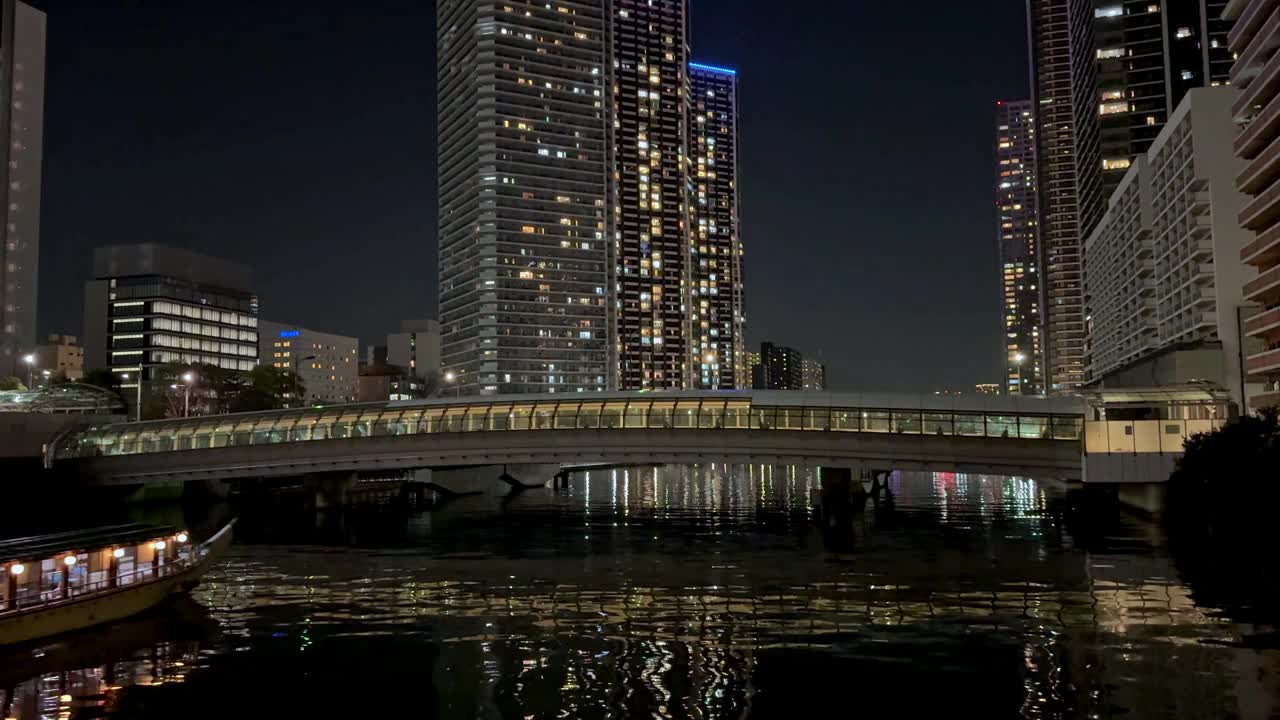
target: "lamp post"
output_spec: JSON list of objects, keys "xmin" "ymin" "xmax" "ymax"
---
[
  {"xmin": 293, "ymin": 355, "xmax": 316, "ymax": 407},
  {"xmin": 181, "ymin": 372, "xmax": 195, "ymax": 417},
  {"xmin": 21, "ymin": 353, "xmax": 34, "ymax": 389},
  {"xmin": 120, "ymin": 372, "xmax": 142, "ymax": 422},
  {"xmin": 40, "ymin": 369, "xmax": 50, "ymax": 387},
  {"xmin": 444, "ymin": 370, "xmax": 459, "ymax": 397}
]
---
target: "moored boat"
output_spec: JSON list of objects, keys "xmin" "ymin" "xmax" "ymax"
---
[{"xmin": 0, "ymin": 519, "xmax": 234, "ymax": 646}]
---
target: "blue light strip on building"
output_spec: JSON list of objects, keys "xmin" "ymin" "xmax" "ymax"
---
[{"xmin": 689, "ymin": 62, "xmax": 736, "ymax": 76}]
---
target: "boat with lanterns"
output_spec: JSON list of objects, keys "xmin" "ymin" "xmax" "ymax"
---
[{"xmin": 0, "ymin": 520, "xmax": 234, "ymax": 646}]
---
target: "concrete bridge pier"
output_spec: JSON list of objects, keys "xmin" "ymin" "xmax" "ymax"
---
[{"xmin": 310, "ymin": 471, "xmax": 358, "ymax": 511}]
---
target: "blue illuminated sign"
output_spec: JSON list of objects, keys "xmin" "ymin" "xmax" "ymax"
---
[
  {"xmin": 279, "ymin": 330, "xmax": 301, "ymax": 338},
  {"xmin": 689, "ymin": 62, "xmax": 737, "ymax": 76}
]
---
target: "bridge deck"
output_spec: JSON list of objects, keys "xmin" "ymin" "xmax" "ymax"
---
[{"xmin": 53, "ymin": 391, "xmax": 1084, "ymax": 462}]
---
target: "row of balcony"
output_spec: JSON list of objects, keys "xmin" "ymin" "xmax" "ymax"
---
[
  {"xmin": 1243, "ymin": 262, "xmax": 1280, "ymax": 305},
  {"xmin": 1230, "ymin": 3, "xmax": 1280, "ymax": 87}
]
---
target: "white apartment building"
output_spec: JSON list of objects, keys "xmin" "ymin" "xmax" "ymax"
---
[{"xmin": 1084, "ymin": 86, "xmax": 1257, "ymax": 409}]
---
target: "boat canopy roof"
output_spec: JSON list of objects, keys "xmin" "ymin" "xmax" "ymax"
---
[{"xmin": 0, "ymin": 523, "xmax": 175, "ymax": 564}]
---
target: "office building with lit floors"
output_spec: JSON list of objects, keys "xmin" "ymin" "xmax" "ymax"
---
[
  {"xmin": 259, "ymin": 321, "xmax": 358, "ymax": 405},
  {"xmin": 387, "ymin": 318, "xmax": 441, "ymax": 382},
  {"xmin": 436, "ymin": 0, "xmax": 610, "ymax": 395},
  {"xmin": 1027, "ymin": 0, "xmax": 1103, "ymax": 392},
  {"xmin": 82, "ymin": 244, "xmax": 259, "ymax": 414},
  {"xmin": 0, "ymin": 0, "xmax": 43, "ymax": 376},
  {"xmin": 995, "ymin": 100, "xmax": 1045, "ymax": 395},
  {"xmin": 1225, "ymin": 0, "xmax": 1280, "ymax": 409},
  {"xmin": 1083, "ymin": 87, "xmax": 1256, "ymax": 409},
  {"xmin": 688, "ymin": 62, "xmax": 745, "ymax": 390}
]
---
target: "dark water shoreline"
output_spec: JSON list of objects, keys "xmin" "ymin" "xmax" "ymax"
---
[{"xmin": 3, "ymin": 467, "xmax": 1278, "ymax": 719}]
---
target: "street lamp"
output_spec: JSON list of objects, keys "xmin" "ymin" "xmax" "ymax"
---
[
  {"xmin": 444, "ymin": 371, "xmax": 459, "ymax": 397},
  {"xmin": 21, "ymin": 354, "xmax": 34, "ymax": 389},
  {"xmin": 120, "ymin": 372, "xmax": 142, "ymax": 422},
  {"xmin": 292, "ymin": 356, "xmax": 315, "ymax": 407},
  {"xmin": 40, "ymin": 369, "xmax": 50, "ymax": 386}
]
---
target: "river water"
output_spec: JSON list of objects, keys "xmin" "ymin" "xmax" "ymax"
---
[{"xmin": 2, "ymin": 466, "xmax": 1277, "ymax": 718}]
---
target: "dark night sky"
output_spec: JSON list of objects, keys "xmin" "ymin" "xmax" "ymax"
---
[{"xmin": 33, "ymin": 0, "xmax": 1029, "ymax": 391}]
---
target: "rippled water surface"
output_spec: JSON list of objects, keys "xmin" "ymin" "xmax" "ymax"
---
[{"xmin": 3, "ymin": 466, "xmax": 1278, "ymax": 718}]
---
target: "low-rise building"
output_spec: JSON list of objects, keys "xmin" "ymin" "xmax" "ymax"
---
[
  {"xmin": 1084, "ymin": 87, "xmax": 1257, "ymax": 410},
  {"xmin": 387, "ymin": 319, "xmax": 440, "ymax": 380},
  {"xmin": 32, "ymin": 333, "xmax": 83, "ymax": 381},
  {"xmin": 802, "ymin": 358, "xmax": 826, "ymax": 391},
  {"xmin": 82, "ymin": 244, "xmax": 259, "ymax": 415},
  {"xmin": 259, "ymin": 321, "xmax": 358, "ymax": 405}
]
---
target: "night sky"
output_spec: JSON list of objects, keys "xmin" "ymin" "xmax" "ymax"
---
[{"xmin": 33, "ymin": 0, "xmax": 1028, "ymax": 392}]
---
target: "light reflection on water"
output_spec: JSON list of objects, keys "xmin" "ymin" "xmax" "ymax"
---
[{"xmin": 2, "ymin": 466, "xmax": 1277, "ymax": 719}]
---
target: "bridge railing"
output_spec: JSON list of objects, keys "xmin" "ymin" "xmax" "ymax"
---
[{"xmin": 54, "ymin": 398, "xmax": 1084, "ymax": 460}]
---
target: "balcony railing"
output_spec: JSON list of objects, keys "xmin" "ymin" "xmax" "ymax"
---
[
  {"xmin": 1246, "ymin": 347, "xmax": 1280, "ymax": 375},
  {"xmin": 1244, "ymin": 263, "xmax": 1280, "ymax": 303}
]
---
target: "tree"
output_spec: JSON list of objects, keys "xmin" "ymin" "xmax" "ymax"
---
[
  {"xmin": 80, "ymin": 368, "xmax": 123, "ymax": 395},
  {"xmin": 0, "ymin": 376, "xmax": 25, "ymax": 391}
]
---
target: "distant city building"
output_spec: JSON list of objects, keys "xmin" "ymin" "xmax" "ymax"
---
[
  {"xmin": 365, "ymin": 344, "xmax": 387, "ymax": 368},
  {"xmin": 259, "ymin": 321, "xmax": 358, "ymax": 405},
  {"xmin": 1083, "ymin": 87, "xmax": 1255, "ymax": 409},
  {"xmin": 0, "ymin": 0, "xmax": 44, "ymax": 376},
  {"xmin": 975, "ymin": 383, "xmax": 1001, "ymax": 395},
  {"xmin": 82, "ymin": 244, "xmax": 258, "ymax": 410},
  {"xmin": 436, "ymin": 0, "xmax": 610, "ymax": 395},
  {"xmin": 751, "ymin": 342, "xmax": 803, "ymax": 390},
  {"xmin": 688, "ymin": 63, "xmax": 745, "ymax": 390},
  {"xmin": 357, "ymin": 369, "xmax": 431, "ymax": 403},
  {"xmin": 1225, "ymin": 0, "xmax": 1280, "ymax": 410},
  {"xmin": 387, "ymin": 319, "xmax": 440, "ymax": 381},
  {"xmin": 995, "ymin": 100, "xmax": 1044, "ymax": 395},
  {"xmin": 32, "ymin": 333, "xmax": 82, "ymax": 381},
  {"xmin": 1027, "ymin": 0, "xmax": 1103, "ymax": 393},
  {"xmin": 436, "ymin": 2, "xmax": 745, "ymax": 395},
  {"xmin": 801, "ymin": 358, "xmax": 826, "ymax": 391},
  {"xmin": 1093, "ymin": 0, "xmax": 1233, "ymax": 197}
]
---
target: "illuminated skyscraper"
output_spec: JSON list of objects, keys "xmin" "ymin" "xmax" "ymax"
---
[
  {"xmin": 436, "ymin": 0, "xmax": 610, "ymax": 395},
  {"xmin": 1093, "ymin": 1, "xmax": 1234, "ymax": 196},
  {"xmin": 437, "ymin": 0, "xmax": 744, "ymax": 394},
  {"xmin": 0, "ymin": 0, "xmax": 44, "ymax": 376},
  {"xmin": 608, "ymin": 0, "xmax": 694, "ymax": 390},
  {"xmin": 688, "ymin": 62, "xmax": 744, "ymax": 390},
  {"xmin": 995, "ymin": 100, "xmax": 1044, "ymax": 395},
  {"xmin": 1027, "ymin": 0, "xmax": 1102, "ymax": 392}
]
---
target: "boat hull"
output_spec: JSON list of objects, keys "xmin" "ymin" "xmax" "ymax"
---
[{"xmin": 0, "ymin": 522, "xmax": 233, "ymax": 647}]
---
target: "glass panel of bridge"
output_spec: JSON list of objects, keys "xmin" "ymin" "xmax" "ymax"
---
[
  {"xmin": 248, "ymin": 414, "xmax": 281, "ymax": 445},
  {"xmin": 954, "ymin": 413, "xmax": 984, "ymax": 436},
  {"xmin": 1052, "ymin": 416, "xmax": 1082, "ymax": 440},
  {"xmin": 553, "ymin": 401, "xmax": 580, "ymax": 429},
  {"xmin": 227, "ymin": 416, "xmax": 257, "ymax": 446},
  {"xmin": 672, "ymin": 401, "xmax": 699, "ymax": 428},
  {"xmin": 532, "ymin": 403, "xmax": 556, "ymax": 430},
  {"xmin": 804, "ymin": 408, "xmax": 829, "ymax": 430},
  {"xmin": 371, "ymin": 408, "xmax": 405, "ymax": 436},
  {"xmin": 986, "ymin": 415, "xmax": 1016, "ymax": 438},
  {"xmin": 487, "ymin": 404, "xmax": 512, "ymax": 431},
  {"xmin": 863, "ymin": 410, "xmax": 890, "ymax": 433},
  {"xmin": 172, "ymin": 421, "xmax": 198, "ymax": 450},
  {"xmin": 442, "ymin": 406, "xmax": 467, "ymax": 433},
  {"xmin": 923, "ymin": 412, "xmax": 953, "ymax": 436},
  {"xmin": 1018, "ymin": 416, "xmax": 1049, "ymax": 439},
  {"xmin": 397, "ymin": 408, "xmax": 427, "ymax": 434},
  {"xmin": 418, "ymin": 407, "xmax": 445, "ymax": 433},
  {"xmin": 699, "ymin": 401, "xmax": 726, "ymax": 428},
  {"xmin": 208, "ymin": 418, "xmax": 237, "ymax": 448},
  {"xmin": 137, "ymin": 427, "xmax": 162, "ymax": 453},
  {"xmin": 891, "ymin": 411, "xmax": 921, "ymax": 434},
  {"xmin": 352, "ymin": 408, "xmax": 384, "ymax": 437},
  {"xmin": 601, "ymin": 402, "xmax": 627, "ymax": 428},
  {"xmin": 774, "ymin": 407, "xmax": 802, "ymax": 429},
  {"xmin": 577, "ymin": 402, "xmax": 603, "ymax": 429},
  {"xmin": 623, "ymin": 401, "xmax": 648, "ymax": 429},
  {"xmin": 648, "ymin": 401, "xmax": 675, "ymax": 429},
  {"xmin": 463, "ymin": 405, "xmax": 489, "ymax": 432},
  {"xmin": 509, "ymin": 404, "xmax": 534, "ymax": 431},
  {"xmin": 188, "ymin": 419, "xmax": 220, "ymax": 448},
  {"xmin": 723, "ymin": 402, "xmax": 750, "ymax": 429},
  {"xmin": 752, "ymin": 406, "xmax": 775, "ymax": 429},
  {"xmin": 269, "ymin": 412, "xmax": 304, "ymax": 443},
  {"xmin": 831, "ymin": 408, "xmax": 859, "ymax": 431}
]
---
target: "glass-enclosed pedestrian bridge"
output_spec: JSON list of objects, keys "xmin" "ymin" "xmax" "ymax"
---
[{"xmin": 53, "ymin": 390, "xmax": 1086, "ymax": 461}]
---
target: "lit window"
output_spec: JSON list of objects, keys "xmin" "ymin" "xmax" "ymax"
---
[
  {"xmin": 1181, "ymin": 69, "xmax": 1194, "ymax": 80},
  {"xmin": 1175, "ymin": 26, "xmax": 1192, "ymax": 38},
  {"xmin": 1102, "ymin": 157, "xmax": 1131, "ymax": 171},
  {"xmin": 1094, "ymin": 5, "xmax": 1122, "ymax": 17},
  {"xmin": 1097, "ymin": 47, "xmax": 1125, "ymax": 59},
  {"xmin": 1099, "ymin": 101, "xmax": 1129, "ymax": 115}
]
